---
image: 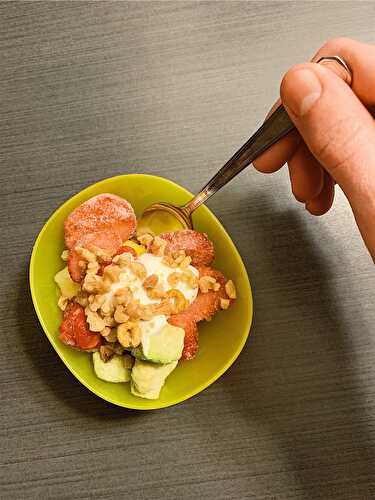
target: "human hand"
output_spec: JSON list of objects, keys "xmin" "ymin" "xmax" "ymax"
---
[{"xmin": 253, "ymin": 38, "xmax": 375, "ymax": 261}]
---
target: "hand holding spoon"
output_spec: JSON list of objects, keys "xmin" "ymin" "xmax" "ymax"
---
[{"xmin": 138, "ymin": 56, "xmax": 352, "ymax": 234}]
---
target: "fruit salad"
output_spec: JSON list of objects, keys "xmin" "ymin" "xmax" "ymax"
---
[{"xmin": 55, "ymin": 193, "xmax": 236, "ymax": 400}]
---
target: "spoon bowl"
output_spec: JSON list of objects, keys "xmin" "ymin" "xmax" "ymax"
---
[{"xmin": 140, "ymin": 202, "xmax": 192, "ymax": 232}]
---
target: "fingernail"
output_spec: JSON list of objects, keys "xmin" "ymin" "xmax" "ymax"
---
[{"xmin": 285, "ymin": 69, "xmax": 322, "ymax": 117}]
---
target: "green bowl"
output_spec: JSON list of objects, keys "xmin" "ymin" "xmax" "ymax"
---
[{"xmin": 29, "ymin": 174, "xmax": 253, "ymax": 410}]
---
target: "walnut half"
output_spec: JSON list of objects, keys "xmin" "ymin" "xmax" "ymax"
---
[{"xmin": 117, "ymin": 322, "xmax": 141, "ymax": 348}]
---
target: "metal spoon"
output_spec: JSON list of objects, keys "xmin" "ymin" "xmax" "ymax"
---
[
  {"xmin": 141, "ymin": 103, "xmax": 294, "ymax": 230},
  {"xmin": 141, "ymin": 56, "xmax": 352, "ymax": 230}
]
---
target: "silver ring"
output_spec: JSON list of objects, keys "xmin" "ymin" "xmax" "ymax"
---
[{"xmin": 316, "ymin": 55, "xmax": 352, "ymax": 83}]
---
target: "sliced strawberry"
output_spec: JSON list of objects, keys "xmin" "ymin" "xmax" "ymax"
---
[
  {"xmin": 113, "ymin": 245, "xmax": 137, "ymax": 259},
  {"xmin": 186, "ymin": 266, "xmax": 229, "ymax": 322},
  {"xmin": 160, "ymin": 230, "xmax": 214, "ymax": 267},
  {"xmin": 168, "ymin": 266, "xmax": 232, "ymax": 360},
  {"xmin": 59, "ymin": 302, "xmax": 102, "ymax": 350},
  {"xmin": 67, "ymin": 230, "xmax": 122, "ymax": 282},
  {"xmin": 64, "ymin": 193, "xmax": 136, "ymax": 250}
]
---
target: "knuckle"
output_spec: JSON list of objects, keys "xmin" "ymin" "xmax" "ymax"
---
[{"xmin": 321, "ymin": 37, "xmax": 354, "ymax": 53}]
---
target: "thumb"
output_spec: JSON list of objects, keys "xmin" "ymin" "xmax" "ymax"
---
[{"xmin": 280, "ymin": 63, "xmax": 375, "ymax": 260}]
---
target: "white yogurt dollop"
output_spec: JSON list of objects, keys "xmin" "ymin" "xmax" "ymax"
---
[
  {"xmin": 104, "ymin": 252, "xmax": 199, "ymax": 341},
  {"xmin": 137, "ymin": 253, "xmax": 199, "ymax": 305}
]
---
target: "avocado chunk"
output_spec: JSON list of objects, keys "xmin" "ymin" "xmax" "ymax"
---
[
  {"xmin": 131, "ymin": 359, "xmax": 178, "ymax": 399},
  {"xmin": 93, "ymin": 352, "xmax": 132, "ymax": 383},
  {"xmin": 132, "ymin": 323, "xmax": 184, "ymax": 364},
  {"xmin": 54, "ymin": 266, "xmax": 80, "ymax": 298}
]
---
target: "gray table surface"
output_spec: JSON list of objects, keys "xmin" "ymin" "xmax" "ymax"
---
[{"xmin": 1, "ymin": 2, "xmax": 375, "ymax": 499}]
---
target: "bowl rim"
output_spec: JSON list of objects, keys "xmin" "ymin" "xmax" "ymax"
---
[{"xmin": 29, "ymin": 173, "xmax": 253, "ymax": 410}]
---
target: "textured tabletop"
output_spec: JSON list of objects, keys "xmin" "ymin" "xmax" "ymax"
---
[{"xmin": 1, "ymin": 2, "xmax": 375, "ymax": 499}]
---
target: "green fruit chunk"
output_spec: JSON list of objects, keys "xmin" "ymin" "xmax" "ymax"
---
[
  {"xmin": 93, "ymin": 352, "xmax": 132, "ymax": 383},
  {"xmin": 132, "ymin": 324, "xmax": 184, "ymax": 364},
  {"xmin": 131, "ymin": 359, "xmax": 178, "ymax": 400},
  {"xmin": 54, "ymin": 266, "xmax": 80, "ymax": 298}
]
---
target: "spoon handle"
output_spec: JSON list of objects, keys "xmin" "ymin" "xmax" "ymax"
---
[{"xmin": 183, "ymin": 104, "xmax": 295, "ymax": 214}]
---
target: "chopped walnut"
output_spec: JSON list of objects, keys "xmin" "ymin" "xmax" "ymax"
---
[
  {"xmin": 162, "ymin": 250, "xmax": 189, "ymax": 268},
  {"xmin": 152, "ymin": 299, "xmax": 173, "ymax": 316},
  {"xmin": 146, "ymin": 285, "xmax": 166, "ymax": 300},
  {"xmin": 123, "ymin": 353, "xmax": 134, "ymax": 369},
  {"xmin": 99, "ymin": 345, "xmax": 114, "ymax": 363},
  {"xmin": 85, "ymin": 308, "xmax": 106, "ymax": 332},
  {"xmin": 138, "ymin": 304, "xmax": 155, "ymax": 321},
  {"xmin": 88, "ymin": 294, "xmax": 105, "ymax": 312},
  {"xmin": 75, "ymin": 291, "xmax": 89, "ymax": 307},
  {"xmin": 90, "ymin": 245, "xmax": 112, "ymax": 264},
  {"xmin": 168, "ymin": 270, "xmax": 198, "ymax": 289},
  {"xmin": 100, "ymin": 297, "xmax": 115, "ymax": 316},
  {"xmin": 61, "ymin": 250, "xmax": 69, "ymax": 261},
  {"xmin": 162, "ymin": 255, "xmax": 178, "ymax": 268},
  {"xmin": 87, "ymin": 261, "xmax": 100, "ymax": 275},
  {"xmin": 102, "ymin": 315, "xmax": 116, "ymax": 328},
  {"xmin": 114, "ymin": 305, "xmax": 129, "ymax": 324},
  {"xmin": 167, "ymin": 272, "xmax": 180, "ymax": 287},
  {"xmin": 199, "ymin": 276, "xmax": 218, "ymax": 294},
  {"xmin": 225, "ymin": 280, "xmax": 236, "ymax": 299},
  {"xmin": 58, "ymin": 295, "xmax": 69, "ymax": 311},
  {"xmin": 100, "ymin": 326, "xmax": 111, "ymax": 337},
  {"xmin": 179, "ymin": 255, "xmax": 192, "ymax": 269},
  {"xmin": 166, "ymin": 288, "xmax": 188, "ymax": 314},
  {"xmin": 172, "ymin": 250, "xmax": 187, "ymax": 265},
  {"xmin": 103, "ymin": 264, "xmax": 122, "ymax": 283},
  {"xmin": 75, "ymin": 246, "xmax": 96, "ymax": 263},
  {"xmin": 124, "ymin": 299, "xmax": 142, "ymax": 320},
  {"xmin": 220, "ymin": 298, "xmax": 230, "ymax": 310},
  {"xmin": 150, "ymin": 236, "xmax": 167, "ymax": 256},
  {"xmin": 113, "ymin": 252, "xmax": 132, "ymax": 267},
  {"xmin": 143, "ymin": 274, "xmax": 158, "ymax": 289},
  {"xmin": 137, "ymin": 233, "xmax": 153, "ymax": 248},
  {"xmin": 82, "ymin": 273, "xmax": 109, "ymax": 294},
  {"xmin": 114, "ymin": 286, "xmax": 133, "ymax": 306},
  {"xmin": 117, "ymin": 322, "xmax": 141, "ymax": 348},
  {"xmin": 130, "ymin": 261, "xmax": 147, "ymax": 280}
]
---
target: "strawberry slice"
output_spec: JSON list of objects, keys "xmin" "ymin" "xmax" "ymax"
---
[
  {"xmin": 59, "ymin": 302, "xmax": 102, "ymax": 350},
  {"xmin": 168, "ymin": 315, "xmax": 198, "ymax": 360},
  {"xmin": 160, "ymin": 230, "xmax": 214, "ymax": 267},
  {"xmin": 185, "ymin": 266, "xmax": 228, "ymax": 322},
  {"xmin": 113, "ymin": 245, "xmax": 137, "ymax": 259},
  {"xmin": 64, "ymin": 193, "xmax": 136, "ymax": 250},
  {"xmin": 168, "ymin": 266, "xmax": 232, "ymax": 360}
]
